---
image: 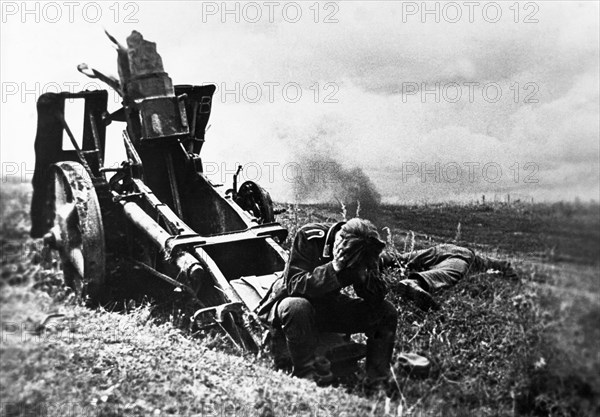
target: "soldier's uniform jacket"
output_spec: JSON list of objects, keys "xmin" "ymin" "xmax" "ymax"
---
[{"xmin": 255, "ymin": 222, "xmax": 388, "ymax": 323}]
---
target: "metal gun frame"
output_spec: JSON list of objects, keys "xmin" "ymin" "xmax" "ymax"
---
[
  {"xmin": 31, "ymin": 33, "xmax": 367, "ymax": 369},
  {"xmin": 31, "ymin": 81, "xmax": 287, "ymax": 352}
]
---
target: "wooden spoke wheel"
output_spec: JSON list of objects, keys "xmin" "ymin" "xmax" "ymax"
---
[
  {"xmin": 45, "ymin": 161, "xmax": 106, "ymax": 303},
  {"xmin": 234, "ymin": 181, "xmax": 275, "ymax": 224}
]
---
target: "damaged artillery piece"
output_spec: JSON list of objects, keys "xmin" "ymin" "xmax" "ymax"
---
[{"xmin": 31, "ymin": 31, "xmax": 365, "ymax": 373}]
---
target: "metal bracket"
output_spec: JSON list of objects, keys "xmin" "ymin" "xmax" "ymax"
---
[
  {"xmin": 192, "ymin": 302, "xmax": 244, "ymax": 323},
  {"xmin": 165, "ymin": 234, "xmax": 207, "ymax": 256}
]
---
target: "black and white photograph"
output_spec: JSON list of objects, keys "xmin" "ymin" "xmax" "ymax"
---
[{"xmin": 1, "ymin": 1, "xmax": 599, "ymax": 416}]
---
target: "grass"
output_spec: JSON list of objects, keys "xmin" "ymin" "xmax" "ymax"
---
[
  {"xmin": 1, "ymin": 285, "xmax": 379, "ymax": 417},
  {"xmin": 275, "ymin": 201, "xmax": 600, "ymax": 416},
  {"xmin": 1, "ymin": 183, "xmax": 599, "ymax": 416}
]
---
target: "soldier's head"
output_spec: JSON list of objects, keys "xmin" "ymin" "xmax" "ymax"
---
[{"xmin": 333, "ymin": 218, "xmax": 386, "ymax": 269}]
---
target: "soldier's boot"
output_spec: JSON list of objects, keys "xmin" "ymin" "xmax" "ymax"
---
[
  {"xmin": 396, "ymin": 277, "xmax": 440, "ymax": 311},
  {"xmin": 298, "ymin": 356, "xmax": 335, "ymax": 386},
  {"xmin": 270, "ymin": 328, "xmax": 292, "ymax": 370},
  {"xmin": 363, "ymin": 310, "xmax": 399, "ymax": 398},
  {"xmin": 486, "ymin": 259, "xmax": 518, "ymax": 279}
]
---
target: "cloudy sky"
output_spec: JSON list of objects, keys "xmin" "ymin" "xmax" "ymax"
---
[{"xmin": 1, "ymin": 1, "xmax": 598, "ymax": 203}]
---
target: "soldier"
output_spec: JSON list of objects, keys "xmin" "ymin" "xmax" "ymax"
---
[
  {"xmin": 255, "ymin": 219, "xmax": 516, "ymax": 385},
  {"xmin": 256, "ymin": 218, "xmax": 397, "ymax": 386},
  {"xmin": 388, "ymin": 243, "xmax": 518, "ymax": 311}
]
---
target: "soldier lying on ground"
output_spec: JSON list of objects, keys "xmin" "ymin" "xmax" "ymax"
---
[
  {"xmin": 385, "ymin": 243, "xmax": 518, "ymax": 311},
  {"xmin": 256, "ymin": 218, "xmax": 397, "ymax": 387}
]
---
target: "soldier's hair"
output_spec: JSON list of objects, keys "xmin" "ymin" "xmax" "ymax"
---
[
  {"xmin": 339, "ymin": 218, "xmax": 386, "ymax": 262},
  {"xmin": 340, "ymin": 218, "xmax": 380, "ymax": 240}
]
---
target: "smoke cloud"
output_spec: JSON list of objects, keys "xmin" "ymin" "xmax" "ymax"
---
[{"xmin": 292, "ymin": 154, "xmax": 381, "ymax": 219}]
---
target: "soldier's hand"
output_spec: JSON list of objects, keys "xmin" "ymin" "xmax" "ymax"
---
[
  {"xmin": 332, "ymin": 237, "xmax": 356, "ymax": 272},
  {"xmin": 332, "ymin": 250, "xmax": 348, "ymax": 272}
]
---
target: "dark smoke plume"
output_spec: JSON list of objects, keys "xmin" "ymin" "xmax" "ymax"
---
[
  {"xmin": 292, "ymin": 154, "xmax": 381, "ymax": 219},
  {"xmin": 275, "ymin": 120, "xmax": 381, "ymax": 218}
]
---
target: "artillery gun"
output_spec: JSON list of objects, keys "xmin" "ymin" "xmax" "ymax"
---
[{"xmin": 31, "ymin": 31, "xmax": 365, "ymax": 373}]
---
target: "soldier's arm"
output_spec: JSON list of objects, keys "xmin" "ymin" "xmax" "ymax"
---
[{"xmin": 353, "ymin": 271, "xmax": 387, "ymax": 305}]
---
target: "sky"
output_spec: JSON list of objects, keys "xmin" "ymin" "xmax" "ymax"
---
[{"xmin": 1, "ymin": 1, "xmax": 599, "ymax": 204}]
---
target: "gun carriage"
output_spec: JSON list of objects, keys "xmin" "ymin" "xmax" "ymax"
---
[{"xmin": 31, "ymin": 31, "xmax": 365, "ymax": 372}]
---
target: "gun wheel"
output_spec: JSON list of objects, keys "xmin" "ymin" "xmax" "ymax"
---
[
  {"xmin": 46, "ymin": 161, "xmax": 106, "ymax": 304},
  {"xmin": 234, "ymin": 181, "xmax": 275, "ymax": 224}
]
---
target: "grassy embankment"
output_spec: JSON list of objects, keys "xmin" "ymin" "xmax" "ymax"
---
[{"xmin": 1, "ymin": 182, "xmax": 599, "ymax": 416}]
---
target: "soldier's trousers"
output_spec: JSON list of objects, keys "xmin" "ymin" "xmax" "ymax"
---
[
  {"xmin": 399, "ymin": 244, "xmax": 510, "ymax": 292},
  {"xmin": 273, "ymin": 295, "xmax": 397, "ymax": 379}
]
